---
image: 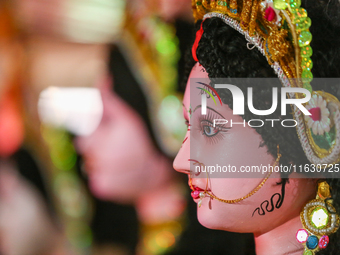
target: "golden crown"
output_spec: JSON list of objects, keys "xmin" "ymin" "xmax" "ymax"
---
[
  {"xmin": 192, "ymin": 0, "xmax": 340, "ymax": 165},
  {"xmin": 193, "ymin": 0, "xmax": 312, "ymax": 90}
]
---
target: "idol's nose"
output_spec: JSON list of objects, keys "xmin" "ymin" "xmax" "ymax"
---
[{"xmin": 173, "ymin": 131, "xmax": 191, "ymax": 175}]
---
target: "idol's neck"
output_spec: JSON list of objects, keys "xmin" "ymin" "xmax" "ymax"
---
[{"xmin": 254, "ymin": 216, "xmax": 305, "ymax": 255}]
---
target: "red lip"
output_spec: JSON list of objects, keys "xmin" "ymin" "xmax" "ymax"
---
[
  {"xmin": 191, "ymin": 185, "xmax": 207, "ymax": 199},
  {"xmin": 193, "ymin": 186, "xmax": 204, "ymax": 191}
]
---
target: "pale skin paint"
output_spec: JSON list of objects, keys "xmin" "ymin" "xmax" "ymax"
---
[
  {"xmin": 75, "ymin": 81, "xmax": 172, "ymax": 204},
  {"xmin": 173, "ymin": 62, "xmax": 317, "ymax": 255},
  {"xmin": 0, "ymin": 163, "xmax": 74, "ymax": 255},
  {"xmin": 75, "ymin": 80, "xmax": 186, "ymax": 224}
]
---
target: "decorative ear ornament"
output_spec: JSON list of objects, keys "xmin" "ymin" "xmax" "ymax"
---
[
  {"xmin": 192, "ymin": 0, "xmax": 340, "ymax": 165},
  {"xmin": 296, "ymin": 181, "xmax": 340, "ymax": 254}
]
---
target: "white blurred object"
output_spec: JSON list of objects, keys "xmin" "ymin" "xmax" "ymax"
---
[
  {"xmin": 62, "ymin": 0, "xmax": 126, "ymax": 43},
  {"xmin": 38, "ymin": 87, "xmax": 103, "ymax": 136},
  {"xmin": 13, "ymin": 0, "xmax": 126, "ymax": 43}
]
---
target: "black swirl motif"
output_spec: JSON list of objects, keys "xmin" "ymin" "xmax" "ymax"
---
[{"xmin": 252, "ymin": 179, "xmax": 287, "ymax": 217}]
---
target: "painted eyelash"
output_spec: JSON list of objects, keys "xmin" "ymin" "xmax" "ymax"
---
[
  {"xmin": 185, "ymin": 120, "xmax": 191, "ymax": 131},
  {"xmin": 201, "ymin": 121, "xmax": 227, "ymax": 132},
  {"xmin": 197, "ymin": 110, "xmax": 230, "ymax": 144},
  {"xmin": 198, "ymin": 110, "xmax": 229, "ymax": 130}
]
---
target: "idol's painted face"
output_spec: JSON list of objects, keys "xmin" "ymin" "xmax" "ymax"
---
[
  {"xmin": 75, "ymin": 85, "xmax": 167, "ymax": 204},
  {"xmin": 173, "ymin": 63, "xmax": 315, "ymax": 234}
]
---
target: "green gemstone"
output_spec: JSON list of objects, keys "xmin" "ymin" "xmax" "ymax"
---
[
  {"xmin": 292, "ymin": 8, "xmax": 307, "ymax": 23},
  {"xmin": 312, "ymin": 125, "xmax": 336, "ymax": 150},
  {"xmin": 302, "ymin": 70, "xmax": 313, "ymax": 81},
  {"xmin": 301, "ymin": 46, "xmax": 313, "ymax": 57},
  {"xmin": 303, "ymin": 82, "xmax": 313, "ymax": 93},
  {"xmin": 298, "ymin": 31, "xmax": 312, "ymax": 47},
  {"xmin": 296, "ymin": 17, "xmax": 311, "ymax": 32},
  {"xmin": 311, "ymin": 207, "xmax": 329, "ymax": 229},
  {"xmin": 302, "ymin": 70, "xmax": 313, "ymax": 83},
  {"xmin": 197, "ymin": 1, "xmax": 202, "ymax": 5},
  {"xmin": 303, "ymin": 250, "xmax": 313, "ymax": 255},
  {"xmin": 273, "ymin": 0, "xmax": 288, "ymax": 10},
  {"xmin": 291, "ymin": 7, "xmax": 298, "ymax": 13},
  {"xmin": 290, "ymin": 0, "xmax": 301, "ymax": 8},
  {"xmin": 301, "ymin": 57, "xmax": 313, "ymax": 71}
]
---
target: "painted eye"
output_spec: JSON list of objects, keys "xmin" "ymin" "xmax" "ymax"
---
[{"xmin": 202, "ymin": 125, "xmax": 219, "ymax": 137}]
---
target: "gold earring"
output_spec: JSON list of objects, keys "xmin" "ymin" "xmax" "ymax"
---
[{"xmin": 296, "ymin": 181, "xmax": 340, "ymax": 254}]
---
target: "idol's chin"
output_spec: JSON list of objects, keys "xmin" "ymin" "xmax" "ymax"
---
[
  {"xmin": 197, "ymin": 211, "xmax": 247, "ymax": 233},
  {"xmin": 196, "ymin": 199, "xmax": 225, "ymax": 231},
  {"xmin": 196, "ymin": 200, "xmax": 250, "ymax": 233}
]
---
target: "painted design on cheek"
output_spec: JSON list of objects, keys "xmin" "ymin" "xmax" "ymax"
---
[
  {"xmin": 182, "ymin": 137, "xmax": 188, "ymax": 145},
  {"xmin": 252, "ymin": 179, "xmax": 287, "ymax": 217}
]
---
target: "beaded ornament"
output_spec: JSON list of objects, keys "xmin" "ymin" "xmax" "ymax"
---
[
  {"xmin": 297, "ymin": 181, "xmax": 339, "ymax": 254},
  {"xmin": 192, "ymin": 0, "xmax": 340, "ymax": 165}
]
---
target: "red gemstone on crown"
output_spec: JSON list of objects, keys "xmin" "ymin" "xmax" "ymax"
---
[
  {"xmin": 309, "ymin": 107, "xmax": 321, "ymax": 121},
  {"xmin": 265, "ymin": 7, "xmax": 276, "ymax": 21}
]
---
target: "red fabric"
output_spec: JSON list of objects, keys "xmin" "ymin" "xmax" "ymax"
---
[{"xmin": 192, "ymin": 22, "xmax": 204, "ymax": 62}]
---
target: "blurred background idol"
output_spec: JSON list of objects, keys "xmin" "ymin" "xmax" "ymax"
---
[{"xmin": 0, "ymin": 0, "xmax": 255, "ymax": 255}]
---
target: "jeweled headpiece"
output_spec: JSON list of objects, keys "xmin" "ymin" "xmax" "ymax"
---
[{"xmin": 192, "ymin": 0, "xmax": 340, "ymax": 165}]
